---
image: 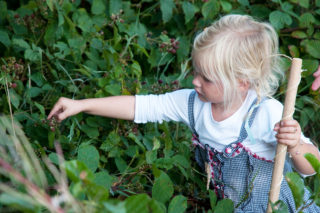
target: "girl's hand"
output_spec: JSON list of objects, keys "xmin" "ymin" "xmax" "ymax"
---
[
  {"xmin": 273, "ymin": 120, "xmax": 301, "ymax": 150},
  {"xmin": 47, "ymin": 97, "xmax": 82, "ymax": 122},
  {"xmin": 311, "ymin": 66, "xmax": 320, "ymax": 92}
]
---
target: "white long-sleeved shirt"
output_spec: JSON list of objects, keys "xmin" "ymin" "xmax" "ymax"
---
[{"xmin": 134, "ymin": 89, "xmax": 313, "ymax": 162}]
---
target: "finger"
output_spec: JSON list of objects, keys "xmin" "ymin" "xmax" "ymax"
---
[
  {"xmin": 48, "ymin": 103, "xmax": 63, "ymax": 120},
  {"xmin": 276, "ymin": 138, "xmax": 296, "ymax": 147},
  {"xmin": 313, "ymin": 66, "xmax": 320, "ymax": 77},
  {"xmin": 311, "ymin": 76, "xmax": 320, "ymax": 91},
  {"xmin": 277, "ymin": 126, "xmax": 297, "ymax": 134},
  {"xmin": 273, "ymin": 122, "xmax": 280, "ymax": 131},
  {"xmin": 276, "ymin": 132, "xmax": 298, "ymax": 140},
  {"xmin": 280, "ymin": 119, "xmax": 299, "ymax": 127},
  {"xmin": 56, "ymin": 110, "xmax": 69, "ymax": 122}
]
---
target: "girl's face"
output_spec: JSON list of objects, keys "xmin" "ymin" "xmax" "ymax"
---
[{"xmin": 192, "ymin": 72, "xmax": 224, "ymax": 104}]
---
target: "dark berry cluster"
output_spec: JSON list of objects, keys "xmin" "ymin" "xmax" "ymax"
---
[
  {"xmin": 1, "ymin": 57, "xmax": 25, "ymax": 88},
  {"xmin": 14, "ymin": 12, "xmax": 45, "ymax": 34},
  {"xmin": 159, "ymin": 38, "xmax": 180, "ymax": 54},
  {"xmin": 109, "ymin": 10, "xmax": 125, "ymax": 26},
  {"xmin": 42, "ymin": 117, "xmax": 58, "ymax": 132},
  {"xmin": 142, "ymin": 79, "xmax": 180, "ymax": 94}
]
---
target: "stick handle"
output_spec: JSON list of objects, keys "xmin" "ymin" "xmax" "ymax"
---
[{"xmin": 267, "ymin": 58, "xmax": 302, "ymax": 213}]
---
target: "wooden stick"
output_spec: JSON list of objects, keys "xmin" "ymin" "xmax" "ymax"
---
[{"xmin": 267, "ymin": 58, "xmax": 302, "ymax": 213}]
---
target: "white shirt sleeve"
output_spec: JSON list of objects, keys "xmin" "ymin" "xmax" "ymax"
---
[{"xmin": 134, "ymin": 89, "xmax": 193, "ymax": 124}]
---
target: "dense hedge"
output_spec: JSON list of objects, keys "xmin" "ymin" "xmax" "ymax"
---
[{"xmin": 0, "ymin": 0, "xmax": 320, "ymax": 212}]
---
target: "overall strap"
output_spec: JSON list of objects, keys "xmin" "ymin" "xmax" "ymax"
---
[
  {"xmin": 188, "ymin": 90, "xmax": 198, "ymax": 137},
  {"xmin": 237, "ymin": 98, "xmax": 263, "ymax": 143}
]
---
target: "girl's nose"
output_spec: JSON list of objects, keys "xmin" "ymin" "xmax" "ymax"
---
[{"xmin": 192, "ymin": 75, "xmax": 201, "ymax": 87}]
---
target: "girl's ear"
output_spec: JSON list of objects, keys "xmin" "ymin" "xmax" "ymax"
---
[{"xmin": 238, "ymin": 80, "xmax": 250, "ymax": 91}]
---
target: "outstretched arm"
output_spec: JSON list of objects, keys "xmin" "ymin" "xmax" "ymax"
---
[
  {"xmin": 274, "ymin": 120, "xmax": 320, "ymax": 175},
  {"xmin": 47, "ymin": 96, "xmax": 135, "ymax": 122}
]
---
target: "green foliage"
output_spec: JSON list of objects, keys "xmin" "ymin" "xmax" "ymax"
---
[{"xmin": 0, "ymin": 0, "xmax": 320, "ymax": 212}]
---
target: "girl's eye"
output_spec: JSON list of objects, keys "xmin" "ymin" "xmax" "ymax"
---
[{"xmin": 202, "ymin": 76, "xmax": 211, "ymax": 82}]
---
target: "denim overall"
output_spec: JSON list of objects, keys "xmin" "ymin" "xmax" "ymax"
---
[{"xmin": 188, "ymin": 90, "xmax": 320, "ymax": 212}]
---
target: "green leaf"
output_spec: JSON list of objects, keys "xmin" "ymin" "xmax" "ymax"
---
[
  {"xmin": 48, "ymin": 152, "xmax": 59, "ymax": 165},
  {"xmin": 115, "ymin": 157, "xmax": 127, "ymax": 173},
  {"xmin": 299, "ymin": 13, "xmax": 315, "ymax": 27},
  {"xmin": 182, "ymin": 1, "xmax": 197, "ymax": 24},
  {"xmin": 173, "ymin": 155, "xmax": 189, "ymax": 168},
  {"xmin": 125, "ymin": 194, "xmax": 151, "ymax": 213},
  {"xmin": 149, "ymin": 199, "xmax": 166, "ymax": 213},
  {"xmin": 288, "ymin": 45, "xmax": 299, "ymax": 58},
  {"xmin": 153, "ymin": 137, "xmax": 161, "ymax": 150},
  {"xmin": 304, "ymin": 153, "xmax": 320, "ymax": 174},
  {"xmin": 109, "ymin": 0, "xmax": 122, "ymax": 15},
  {"xmin": 94, "ymin": 171, "xmax": 114, "ymax": 189},
  {"xmin": 81, "ymin": 124, "xmax": 99, "ymax": 138},
  {"xmin": 131, "ymin": 61, "xmax": 142, "ymax": 78},
  {"xmin": 214, "ymin": 199, "xmax": 234, "ymax": 213},
  {"xmin": 302, "ymin": 59, "xmax": 319, "ymax": 74},
  {"xmin": 238, "ymin": 0, "xmax": 250, "ymax": 6},
  {"xmin": 305, "ymin": 40, "xmax": 320, "ymax": 59},
  {"xmin": 202, "ymin": 0, "xmax": 219, "ymax": 19},
  {"xmin": 281, "ymin": 2, "xmax": 294, "ymax": 11},
  {"xmin": 168, "ymin": 195, "xmax": 187, "ymax": 213},
  {"xmin": 34, "ymin": 102, "xmax": 45, "ymax": 116},
  {"xmin": 31, "ymin": 72, "xmax": 44, "ymax": 87},
  {"xmin": 92, "ymin": 0, "xmax": 106, "ymax": 15},
  {"xmin": 104, "ymin": 201, "xmax": 126, "ymax": 213},
  {"xmin": 64, "ymin": 160, "xmax": 95, "ymax": 182},
  {"xmin": 105, "ymin": 83, "xmax": 121, "ymax": 95},
  {"xmin": 86, "ymin": 181, "xmax": 109, "ymax": 201},
  {"xmin": 146, "ymin": 150, "xmax": 157, "ymax": 164},
  {"xmin": 269, "ymin": 10, "xmax": 292, "ymax": 29},
  {"xmin": 209, "ymin": 190, "xmax": 217, "ymax": 209},
  {"xmin": 86, "ymin": 117, "xmax": 100, "ymax": 128},
  {"xmin": 77, "ymin": 145, "xmax": 100, "ymax": 172},
  {"xmin": 128, "ymin": 132, "xmax": 146, "ymax": 151},
  {"xmin": 46, "ymin": 0, "xmax": 54, "ymax": 11},
  {"xmin": 9, "ymin": 89, "xmax": 20, "ymax": 109},
  {"xmin": 73, "ymin": 8, "xmax": 93, "ymax": 32},
  {"xmin": 24, "ymin": 48, "xmax": 41, "ymax": 62},
  {"xmin": 299, "ymin": 0, "xmax": 309, "ymax": 8},
  {"xmin": 250, "ymin": 5, "xmax": 271, "ymax": 19},
  {"xmin": 154, "ymin": 158, "xmax": 174, "ymax": 170},
  {"xmin": 291, "ymin": 31, "xmax": 307, "ymax": 39},
  {"xmin": 53, "ymin": 41, "xmax": 71, "ymax": 58},
  {"xmin": 314, "ymin": 32, "xmax": 320, "ymax": 40},
  {"xmin": 160, "ymin": 0, "xmax": 175, "ymax": 23},
  {"xmin": 0, "ymin": 1, "xmax": 7, "ymax": 23},
  {"xmin": 220, "ymin": 1, "xmax": 232, "ymax": 12},
  {"xmin": 0, "ymin": 30, "xmax": 10, "ymax": 48},
  {"xmin": 285, "ymin": 172, "xmax": 304, "ymax": 208},
  {"xmin": 177, "ymin": 36, "xmax": 190, "ymax": 63},
  {"xmin": 28, "ymin": 87, "xmax": 42, "ymax": 98},
  {"xmin": 12, "ymin": 38, "xmax": 30, "ymax": 49},
  {"xmin": 271, "ymin": 200, "xmax": 289, "ymax": 213},
  {"xmin": 152, "ymin": 171, "xmax": 174, "ymax": 203},
  {"xmin": 48, "ymin": 131, "xmax": 55, "ymax": 149}
]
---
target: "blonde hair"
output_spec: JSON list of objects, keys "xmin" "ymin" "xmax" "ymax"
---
[{"xmin": 192, "ymin": 14, "xmax": 283, "ymax": 108}]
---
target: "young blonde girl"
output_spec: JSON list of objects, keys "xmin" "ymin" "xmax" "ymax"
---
[{"xmin": 48, "ymin": 15, "xmax": 320, "ymax": 212}]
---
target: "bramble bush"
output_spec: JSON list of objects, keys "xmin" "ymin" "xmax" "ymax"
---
[{"xmin": 0, "ymin": 0, "xmax": 320, "ymax": 212}]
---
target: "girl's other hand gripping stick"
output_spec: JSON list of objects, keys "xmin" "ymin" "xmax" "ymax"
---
[
  {"xmin": 274, "ymin": 119, "xmax": 320, "ymax": 175},
  {"xmin": 273, "ymin": 119, "xmax": 301, "ymax": 150}
]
